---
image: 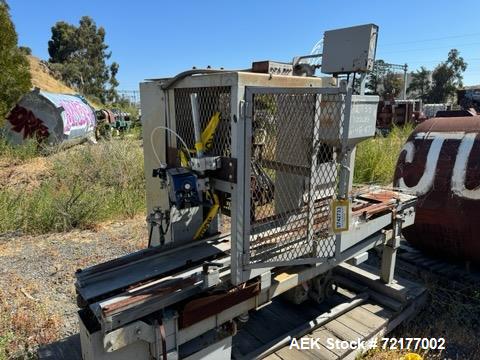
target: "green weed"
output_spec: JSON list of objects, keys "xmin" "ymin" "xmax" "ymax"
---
[
  {"xmin": 0, "ymin": 138, "xmax": 145, "ymax": 235},
  {"xmin": 354, "ymin": 125, "xmax": 414, "ymax": 185}
]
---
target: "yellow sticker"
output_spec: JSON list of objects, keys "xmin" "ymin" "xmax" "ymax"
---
[{"xmin": 332, "ymin": 199, "xmax": 349, "ymax": 233}]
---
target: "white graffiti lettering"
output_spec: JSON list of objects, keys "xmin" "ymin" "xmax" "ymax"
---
[
  {"xmin": 398, "ymin": 131, "xmax": 480, "ymax": 200},
  {"xmin": 452, "ymin": 133, "xmax": 480, "ymax": 200},
  {"xmin": 398, "ymin": 137, "xmax": 444, "ymax": 196}
]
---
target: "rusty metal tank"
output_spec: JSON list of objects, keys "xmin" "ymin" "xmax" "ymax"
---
[
  {"xmin": 4, "ymin": 88, "xmax": 96, "ymax": 145},
  {"xmin": 394, "ymin": 116, "xmax": 480, "ymax": 262}
]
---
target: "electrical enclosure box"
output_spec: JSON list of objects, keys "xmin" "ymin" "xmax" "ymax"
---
[{"xmin": 321, "ymin": 24, "xmax": 378, "ymax": 74}]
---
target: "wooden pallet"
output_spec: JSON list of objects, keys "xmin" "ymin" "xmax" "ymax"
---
[{"xmin": 232, "ymin": 263, "xmax": 426, "ymax": 360}]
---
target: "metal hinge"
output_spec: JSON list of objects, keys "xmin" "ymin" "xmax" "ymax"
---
[{"xmin": 240, "ymin": 100, "xmax": 250, "ymax": 120}]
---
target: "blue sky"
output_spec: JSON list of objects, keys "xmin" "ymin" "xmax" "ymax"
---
[{"xmin": 8, "ymin": 0, "xmax": 480, "ymax": 90}]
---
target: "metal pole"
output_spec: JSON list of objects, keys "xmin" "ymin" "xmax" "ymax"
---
[
  {"xmin": 403, "ymin": 64, "xmax": 408, "ymax": 100},
  {"xmin": 190, "ymin": 93, "xmax": 204, "ymax": 157}
]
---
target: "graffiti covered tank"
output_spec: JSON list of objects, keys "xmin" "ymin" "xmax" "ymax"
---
[
  {"xmin": 5, "ymin": 89, "xmax": 96, "ymax": 145},
  {"xmin": 394, "ymin": 116, "xmax": 480, "ymax": 262}
]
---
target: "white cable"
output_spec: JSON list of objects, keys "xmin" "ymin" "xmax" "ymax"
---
[{"xmin": 150, "ymin": 126, "xmax": 192, "ymax": 166}]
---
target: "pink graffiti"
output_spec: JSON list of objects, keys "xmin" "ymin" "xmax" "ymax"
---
[{"xmin": 59, "ymin": 100, "xmax": 95, "ymax": 133}]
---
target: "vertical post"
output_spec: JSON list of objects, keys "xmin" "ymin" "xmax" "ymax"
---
[
  {"xmin": 230, "ymin": 85, "xmax": 248, "ymax": 286},
  {"xmin": 359, "ymin": 73, "xmax": 368, "ymax": 96},
  {"xmin": 190, "ymin": 93, "xmax": 204, "ymax": 158},
  {"xmin": 337, "ymin": 86, "xmax": 353, "ymax": 200},
  {"xmin": 380, "ymin": 214, "xmax": 402, "ymax": 284},
  {"xmin": 309, "ymin": 94, "xmax": 322, "ymax": 255},
  {"xmin": 334, "ymin": 85, "xmax": 353, "ymax": 259},
  {"xmin": 402, "ymin": 64, "xmax": 408, "ymax": 100}
]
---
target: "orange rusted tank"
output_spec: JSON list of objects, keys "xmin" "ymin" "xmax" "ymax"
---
[{"xmin": 394, "ymin": 116, "xmax": 480, "ymax": 262}]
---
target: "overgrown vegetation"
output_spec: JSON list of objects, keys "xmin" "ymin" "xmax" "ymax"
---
[
  {"xmin": 354, "ymin": 124, "xmax": 413, "ymax": 185},
  {"xmin": 111, "ymin": 96, "xmax": 140, "ymax": 120},
  {"xmin": 0, "ymin": 138, "xmax": 145, "ymax": 235},
  {"xmin": 0, "ymin": 1, "xmax": 32, "ymax": 125},
  {"xmin": 0, "ymin": 133, "xmax": 39, "ymax": 163}
]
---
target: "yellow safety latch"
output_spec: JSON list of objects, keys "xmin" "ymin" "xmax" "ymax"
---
[{"xmin": 193, "ymin": 191, "xmax": 220, "ymax": 241}]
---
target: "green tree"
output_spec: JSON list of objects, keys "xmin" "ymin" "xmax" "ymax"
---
[
  {"xmin": 0, "ymin": 0, "xmax": 31, "ymax": 122},
  {"xmin": 407, "ymin": 67, "xmax": 431, "ymax": 101},
  {"xmin": 18, "ymin": 46, "xmax": 32, "ymax": 55},
  {"xmin": 428, "ymin": 49, "xmax": 467, "ymax": 103},
  {"xmin": 48, "ymin": 16, "xmax": 118, "ymax": 103},
  {"xmin": 48, "ymin": 21, "xmax": 77, "ymax": 63},
  {"xmin": 366, "ymin": 59, "xmax": 387, "ymax": 94},
  {"xmin": 380, "ymin": 72, "xmax": 403, "ymax": 100},
  {"xmin": 107, "ymin": 62, "xmax": 119, "ymax": 103}
]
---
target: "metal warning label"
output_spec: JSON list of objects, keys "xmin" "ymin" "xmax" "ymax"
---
[{"xmin": 332, "ymin": 199, "xmax": 349, "ymax": 233}]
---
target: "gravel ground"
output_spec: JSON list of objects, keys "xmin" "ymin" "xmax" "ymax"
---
[{"xmin": 0, "ymin": 216, "xmax": 146, "ymax": 341}]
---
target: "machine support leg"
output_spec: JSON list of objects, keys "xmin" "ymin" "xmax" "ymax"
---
[{"xmin": 380, "ymin": 217, "xmax": 402, "ymax": 284}]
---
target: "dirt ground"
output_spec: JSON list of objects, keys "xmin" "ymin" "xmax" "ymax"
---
[{"xmin": 0, "ymin": 216, "xmax": 146, "ymax": 358}]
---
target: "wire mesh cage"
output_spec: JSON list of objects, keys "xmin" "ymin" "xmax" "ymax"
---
[
  {"xmin": 247, "ymin": 89, "xmax": 347, "ymax": 265},
  {"xmin": 173, "ymin": 87, "xmax": 232, "ymax": 157}
]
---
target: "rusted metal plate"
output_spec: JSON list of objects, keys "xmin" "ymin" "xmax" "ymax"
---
[
  {"xmin": 394, "ymin": 116, "xmax": 480, "ymax": 262},
  {"xmin": 357, "ymin": 190, "xmax": 398, "ymax": 203},
  {"xmin": 102, "ymin": 276, "xmax": 197, "ymax": 316},
  {"xmin": 179, "ymin": 281, "xmax": 260, "ymax": 328}
]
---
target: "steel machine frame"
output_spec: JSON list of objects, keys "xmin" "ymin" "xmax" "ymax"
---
[{"xmin": 75, "ymin": 24, "xmax": 417, "ymax": 360}]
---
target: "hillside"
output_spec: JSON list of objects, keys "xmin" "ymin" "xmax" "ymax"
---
[
  {"xmin": 26, "ymin": 55, "xmax": 102, "ymax": 108},
  {"xmin": 27, "ymin": 55, "xmax": 76, "ymax": 94}
]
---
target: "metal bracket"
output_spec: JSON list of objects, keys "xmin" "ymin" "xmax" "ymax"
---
[
  {"xmin": 104, "ymin": 321, "xmax": 154, "ymax": 353},
  {"xmin": 191, "ymin": 156, "xmax": 221, "ymax": 172},
  {"xmin": 259, "ymin": 271, "xmax": 271, "ymax": 292},
  {"xmin": 202, "ymin": 262, "xmax": 222, "ymax": 289}
]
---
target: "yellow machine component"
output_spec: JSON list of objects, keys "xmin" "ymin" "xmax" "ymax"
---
[
  {"xmin": 201, "ymin": 112, "xmax": 220, "ymax": 152},
  {"xmin": 194, "ymin": 141, "xmax": 204, "ymax": 153},
  {"xmin": 180, "ymin": 149, "xmax": 191, "ymax": 167},
  {"xmin": 193, "ymin": 191, "xmax": 220, "ymax": 241},
  {"xmin": 179, "ymin": 112, "xmax": 221, "ymax": 167}
]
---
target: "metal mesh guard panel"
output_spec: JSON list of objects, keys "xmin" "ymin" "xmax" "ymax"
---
[
  {"xmin": 174, "ymin": 87, "xmax": 231, "ymax": 157},
  {"xmin": 249, "ymin": 91, "xmax": 344, "ymax": 264}
]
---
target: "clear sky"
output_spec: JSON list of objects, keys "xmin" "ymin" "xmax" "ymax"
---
[{"xmin": 8, "ymin": 0, "xmax": 480, "ymax": 90}]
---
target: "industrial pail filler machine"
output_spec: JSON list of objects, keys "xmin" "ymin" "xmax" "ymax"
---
[{"xmin": 75, "ymin": 24, "xmax": 416, "ymax": 360}]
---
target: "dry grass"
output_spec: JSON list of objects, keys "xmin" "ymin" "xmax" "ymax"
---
[
  {"xmin": 0, "ymin": 273, "xmax": 61, "ymax": 360},
  {"xmin": 359, "ymin": 267, "xmax": 480, "ymax": 360},
  {"xmin": 392, "ymin": 273, "xmax": 480, "ymax": 359},
  {"xmin": 358, "ymin": 349, "xmax": 423, "ymax": 360},
  {"xmin": 27, "ymin": 56, "xmax": 75, "ymax": 95},
  {"xmin": 0, "ymin": 216, "xmax": 146, "ymax": 360},
  {"xmin": 0, "ymin": 157, "xmax": 51, "ymax": 192}
]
